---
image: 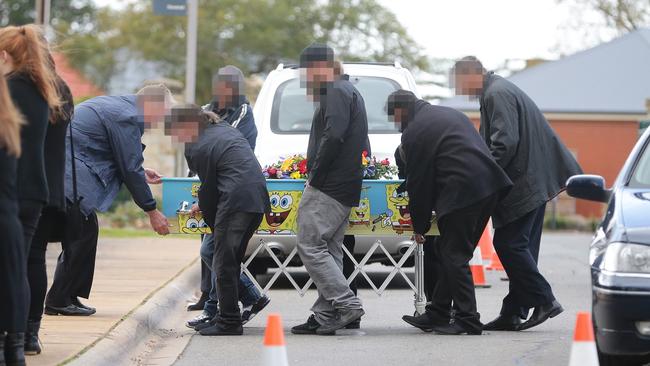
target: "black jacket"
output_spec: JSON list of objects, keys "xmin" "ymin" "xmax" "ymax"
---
[
  {"xmin": 401, "ymin": 100, "xmax": 513, "ymax": 235},
  {"xmin": 43, "ymin": 77, "xmax": 74, "ymax": 211},
  {"xmin": 479, "ymin": 73, "xmax": 583, "ymax": 228},
  {"xmin": 185, "ymin": 122, "xmax": 270, "ymax": 228},
  {"xmin": 206, "ymin": 100, "xmax": 257, "ymax": 151},
  {"xmin": 306, "ymin": 75, "xmax": 369, "ymax": 207},
  {"xmin": 7, "ymin": 73, "xmax": 50, "ymax": 205}
]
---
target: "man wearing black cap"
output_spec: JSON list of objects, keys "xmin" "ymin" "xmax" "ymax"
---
[
  {"xmin": 388, "ymin": 90, "xmax": 513, "ymax": 335},
  {"xmin": 291, "ymin": 43, "xmax": 367, "ymax": 335}
]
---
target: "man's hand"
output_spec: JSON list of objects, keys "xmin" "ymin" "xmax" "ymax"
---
[
  {"xmin": 144, "ymin": 168, "xmax": 163, "ymax": 185},
  {"xmin": 189, "ymin": 203, "xmax": 201, "ymax": 217},
  {"xmin": 412, "ymin": 233, "xmax": 425, "ymax": 244},
  {"xmin": 147, "ymin": 209, "xmax": 170, "ymax": 235}
]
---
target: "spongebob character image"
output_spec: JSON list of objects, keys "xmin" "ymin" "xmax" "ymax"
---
[
  {"xmin": 385, "ymin": 183, "xmax": 413, "ymax": 235},
  {"xmin": 190, "ymin": 183, "xmax": 200, "ymax": 197},
  {"xmin": 349, "ymin": 197, "xmax": 371, "ymax": 227},
  {"xmin": 178, "ymin": 211, "xmax": 211, "ymax": 234},
  {"xmin": 258, "ymin": 191, "xmax": 302, "ymax": 234}
]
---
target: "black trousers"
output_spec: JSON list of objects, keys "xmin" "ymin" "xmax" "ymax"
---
[
  {"xmin": 493, "ymin": 204, "xmax": 555, "ymax": 318},
  {"xmin": 427, "ymin": 194, "xmax": 498, "ymax": 332},
  {"xmin": 28, "ymin": 209, "xmax": 64, "ymax": 320},
  {"xmin": 46, "ymin": 212, "xmax": 99, "ymax": 307},
  {"xmin": 212, "ymin": 212, "xmax": 263, "ymax": 327},
  {"xmin": 19, "ymin": 200, "xmax": 44, "ymax": 255},
  {"xmin": 0, "ymin": 211, "xmax": 28, "ymax": 332},
  {"xmin": 342, "ymin": 235, "xmax": 357, "ymax": 295}
]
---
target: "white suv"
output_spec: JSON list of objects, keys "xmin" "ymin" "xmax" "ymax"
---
[{"xmin": 247, "ymin": 62, "xmax": 420, "ymax": 275}]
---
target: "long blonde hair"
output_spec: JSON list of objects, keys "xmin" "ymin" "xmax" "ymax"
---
[
  {"xmin": 0, "ymin": 25, "xmax": 61, "ymax": 112},
  {"xmin": 0, "ymin": 75, "xmax": 23, "ymax": 156}
]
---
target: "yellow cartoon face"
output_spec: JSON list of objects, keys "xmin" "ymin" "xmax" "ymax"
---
[
  {"xmin": 191, "ymin": 183, "xmax": 200, "ymax": 198},
  {"xmin": 259, "ymin": 191, "xmax": 302, "ymax": 233},
  {"xmin": 178, "ymin": 212, "xmax": 211, "ymax": 234},
  {"xmin": 349, "ymin": 198, "xmax": 370, "ymax": 225},
  {"xmin": 386, "ymin": 183, "xmax": 412, "ymax": 233}
]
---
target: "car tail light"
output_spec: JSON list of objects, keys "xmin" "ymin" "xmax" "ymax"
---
[{"xmin": 636, "ymin": 321, "xmax": 650, "ymax": 335}]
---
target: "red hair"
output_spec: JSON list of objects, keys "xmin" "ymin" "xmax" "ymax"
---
[
  {"xmin": 0, "ymin": 25, "xmax": 61, "ymax": 113},
  {"xmin": 0, "ymin": 75, "xmax": 23, "ymax": 156}
]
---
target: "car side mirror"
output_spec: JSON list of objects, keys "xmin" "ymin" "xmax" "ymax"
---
[{"xmin": 566, "ymin": 175, "xmax": 611, "ymax": 203}]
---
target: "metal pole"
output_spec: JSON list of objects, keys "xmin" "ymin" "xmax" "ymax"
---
[
  {"xmin": 42, "ymin": 0, "xmax": 51, "ymax": 26},
  {"xmin": 35, "ymin": 0, "xmax": 44, "ymax": 24},
  {"xmin": 414, "ymin": 240, "xmax": 426, "ymax": 315},
  {"xmin": 184, "ymin": 0, "xmax": 198, "ymax": 103}
]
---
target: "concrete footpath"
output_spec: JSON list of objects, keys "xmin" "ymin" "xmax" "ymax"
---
[{"xmin": 30, "ymin": 236, "xmax": 200, "ymax": 366}]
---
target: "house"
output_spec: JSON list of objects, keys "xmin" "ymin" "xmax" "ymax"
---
[
  {"xmin": 52, "ymin": 52, "xmax": 103, "ymax": 101},
  {"xmin": 440, "ymin": 28, "xmax": 650, "ymax": 218}
]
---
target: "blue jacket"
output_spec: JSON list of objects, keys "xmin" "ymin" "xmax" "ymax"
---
[
  {"xmin": 65, "ymin": 95, "xmax": 156, "ymax": 216},
  {"xmin": 206, "ymin": 100, "xmax": 257, "ymax": 151}
]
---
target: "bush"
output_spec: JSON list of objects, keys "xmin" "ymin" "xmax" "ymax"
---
[{"xmin": 543, "ymin": 214, "xmax": 600, "ymax": 232}]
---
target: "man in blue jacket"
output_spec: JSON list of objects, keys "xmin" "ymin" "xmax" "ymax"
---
[{"xmin": 44, "ymin": 85, "xmax": 173, "ymax": 316}]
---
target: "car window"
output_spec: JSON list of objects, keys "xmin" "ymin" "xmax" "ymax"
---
[
  {"xmin": 630, "ymin": 140, "xmax": 650, "ymax": 188},
  {"xmin": 270, "ymin": 76, "xmax": 401, "ymax": 134}
]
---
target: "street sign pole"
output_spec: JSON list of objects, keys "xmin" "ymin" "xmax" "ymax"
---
[{"xmin": 185, "ymin": 0, "xmax": 198, "ymax": 104}]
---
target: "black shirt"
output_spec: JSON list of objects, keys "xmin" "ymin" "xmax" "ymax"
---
[
  {"xmin": 306, "ymin": 75, "xmax": 369, "ymax": 207},
  {"xmin": 401, "ymin": 100, "xmax": 513, "ymax": 234},
  {"xmin": 185, "ymin": 122, "xmax": 270, "ymax": 228},
  {"xmin": 7, "ymin": 73, "xmax": 50, "ymax": 205}
]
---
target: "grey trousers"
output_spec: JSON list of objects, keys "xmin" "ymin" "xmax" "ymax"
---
[{"xmin": 297, "ymin": 186, "xmax": 363, "ymax": 324}]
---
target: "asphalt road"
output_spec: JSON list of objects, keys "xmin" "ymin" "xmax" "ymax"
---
[{"xmin": 172, "ymin": 232, "xmax": 592, "ymax": 366}]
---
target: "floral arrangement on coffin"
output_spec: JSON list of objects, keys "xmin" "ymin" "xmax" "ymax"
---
[
  {"xmin": 263, "ymin": 155, "xmax": 308, "ymax": 179},
  {"xmin": 361, "ymin": 150, "xmax": 398, "ymax": 180},
  {"xmin": 262, "ymin": 151, "xmax": 398, "ymax": 180}
]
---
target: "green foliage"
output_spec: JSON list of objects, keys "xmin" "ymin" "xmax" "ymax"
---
[
  {"xmin": 0, "ymin": 0, "xmax": 97, "ymax": 28},
  {"xmin": 543, "ymin": 214, "xmax": 600, "ymax": 232},
  {"xmin": 52, "ymin": 0, "xmax": 428, "ymax": 102}
]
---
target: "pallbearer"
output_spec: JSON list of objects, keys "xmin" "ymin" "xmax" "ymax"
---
[
  {"xmin": 389, "ymin": 90, "xmax": 512, "ymax": 335},
  {"xmin": 165, "ymin": 105, "xmax": 270, "ymax": 336}
]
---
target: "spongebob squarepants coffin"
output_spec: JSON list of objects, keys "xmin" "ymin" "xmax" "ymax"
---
[{"xmin": 162, "ymin": 178, "xmax": 437, "ymax": 236}]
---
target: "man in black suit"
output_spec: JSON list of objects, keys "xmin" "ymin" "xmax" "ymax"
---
[
  {"xmin": 453, "ymin": 57, "xmax": 582, "ymax": 331},
  {"xmin": 390, "ymin": 90, "xmax": 512, "ymax": 335}
]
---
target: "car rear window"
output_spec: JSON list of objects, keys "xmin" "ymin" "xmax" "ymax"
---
[
  {"xmin": 630, "ymin": 139, "xmax": 650, "ymax": 188},
  {"xmin": 270, "ymin": 76, "xmax": 401, "ymax": 134}
]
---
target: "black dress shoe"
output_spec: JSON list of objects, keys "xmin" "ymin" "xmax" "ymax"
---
[
  {"xmin": 187, "ymin": 292, "xmax": 209, "ymax": 312},
  {"xmin": 71, "ymin": 297, "xmax": 96, "ymax": 314},
  {"xmin": 431, "ymin": 322, "xmax": 482, "ymax": 335},
  {"xmin": 24, "ymin": 320, "xmax": 41, "ymax": 355},
  {"xmin": 483, "ymin": 314, "xmax": 522, "ymax": 331},
  {"xmin": 317, "ymin": 308, "xmax": 365, "ymax": 335},
  {"xmin": 44, "ymin": 304, "xmax": 94, "ymax": 316},
  {"xmin": 517, "ymin": 300, "xmax": 564, "ymax": 331},
  {"xmin": 241, "ymin": 296, "xmax": 271, "ymax": 325},
  {"xmin": 199, "ymin": 322, "xmax": 243, "ymax": 336},
  {"xmin": 402, "ymin": 313, "xmax": 442, "ymax": 333},
  {"xmin": 186, "ymin": 311, "xmax": 213, "ymax": 329},
  {"xmin": 291, "ymin": 315, "xmax": 333, "ymax": 335},
  {"xmin": 345, "ymin": 317, "xmax": 361, "ymax": 329}
]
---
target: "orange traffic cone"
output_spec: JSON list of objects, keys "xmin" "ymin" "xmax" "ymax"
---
[
  {"xmin": 487, "ymin": 250, "xmax": 505, "ymax": 271},
  {"xmin": 470, "ymin": 246, "xmax": 490, "ymax": 288},
  {"xmin": 263, "ymin": 314, "xmax": 289, "ymax": 366},
  {"xmin": 478, "ymin": 221, "xmax": 494, "ymax": 262},
  {"xmin": 568, "ymin": 312, "xmax": 599, "ymax": 366}
]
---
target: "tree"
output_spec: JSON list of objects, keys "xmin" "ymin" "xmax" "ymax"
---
[
  {"xmin": 560, "ymin": 0, "xmax": 650, "ymax": 32},
  {"xmin": 0, "ymin": 0, "xmax": 96, "ymax": 28},
  {"xmin": 56, "ymin": 0, "xmax": 429, "ymax": 102}
]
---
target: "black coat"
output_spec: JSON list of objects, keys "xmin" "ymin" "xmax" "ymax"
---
[
  {"xmin": 306, "ymin": 74, "xmax": 369, "ymax": 208},
  {"xmin": 7, "ymin": 73, "xmax": 50, "ymax": 205},
  {"xmin": 43, "ymin": 77, "xmax": 74, "ymax": 211},
  {"xmin": 401, "ymin": 100, "xmax": 513, "ymax": 235},
  {"xmin": 479, "ymin": 73, "xmax": 583, "ymax": 228},
  {"xmin": 185, "ymin": 122, "xmax": 270, "ymax": 228}
]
